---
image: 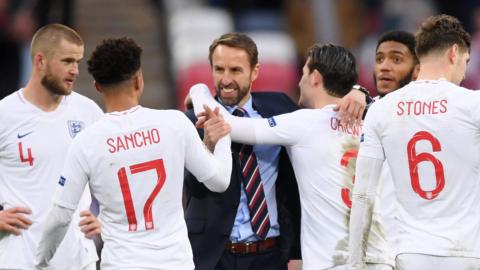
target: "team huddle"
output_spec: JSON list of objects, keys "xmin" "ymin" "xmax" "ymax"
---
[{"xmin": 0, "ymin": 13, "xmax": 478, "ymax": 270}]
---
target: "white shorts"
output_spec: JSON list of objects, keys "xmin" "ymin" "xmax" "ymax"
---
[
  {"xmin": 396, "ymin": 253, "xmax": 480, "ymax": 270},
  {"xmin": 328, "ymin": 263, "xmax": 392, "ymax": 270},
  {"xmin": 366, "ymin": 263, "xmax": 393, "ymax": 270}
]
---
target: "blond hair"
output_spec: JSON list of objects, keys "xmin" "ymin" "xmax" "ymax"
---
[{"xmin": 30, "ymin": 24, "xmax": 83, "ymax": 60}]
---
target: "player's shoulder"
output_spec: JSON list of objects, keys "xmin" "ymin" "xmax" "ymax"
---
[
  {"xmin": 251, "ymin": 91, "xmax": 299, "ymax": 115},
  {"xmin": 141, "ymin": 107, "xmax": 186, "ymax": 117},
  {"xmin": 141, "ymin": 107, "xmax": 192, "ymax": 124},
  {"xmin": 293, "ymin": 107, "xmax": 331, "ymax": 119},
  {"xmin": 370, "ymin": 85, "xmax": 407, "ymax": 111},
  {"xmin": 67, "ymin": 91, "xmax": 100, "ymax": 109},
  {"xmin": 0, "ymin": 90, "xmax": 26, "ymax": 128},
  {"xmin": 251, "ymin": 91, "xmax": 295, "ymax": 104},
  {"xmin": 0, "ymin": 89, "xmax": 23, "ymax": 111},
  {"xmin": 452, "ymin": 84, "xmax": 480, "ymax": 99}
]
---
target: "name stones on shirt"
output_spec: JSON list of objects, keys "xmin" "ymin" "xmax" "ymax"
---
[
  {"xmin": 107, "ymin": 128, "xmax": 160, "ymax": 154},
  {"xmin": 396, "ymin": 99, "xmax": 448, "ymax": 116}
]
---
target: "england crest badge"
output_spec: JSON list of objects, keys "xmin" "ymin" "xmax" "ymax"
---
[{"xmin": 67, "ymin": 120, "xmax": 85, "ymax": 138}]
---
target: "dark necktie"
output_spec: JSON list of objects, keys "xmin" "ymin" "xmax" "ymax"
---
[{"xmin": 233, "ymin": 108, "xmax": 271, "ymax": 239}]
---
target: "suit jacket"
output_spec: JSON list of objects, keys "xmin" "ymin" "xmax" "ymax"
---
[{"xmin": 184, "ymin": 92, "xmax": 301, "ymax": 270}]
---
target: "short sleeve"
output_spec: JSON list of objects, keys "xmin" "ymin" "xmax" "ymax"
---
[
  {"xmin": 53, "ymin": 136, "xmax": 90, "ymax": 210},
  {"xmin": 358, "ymin": 102, "xmax": 385, "ymax": 160}
]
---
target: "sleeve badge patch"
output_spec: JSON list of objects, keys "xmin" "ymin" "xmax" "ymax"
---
[
  {"xmin": 267, "ymin": 117, "xmax": 277, "ymax": 127},
  {"xmin": 58, "ymin": 176, "xmax": 66, "ymax": 186}
]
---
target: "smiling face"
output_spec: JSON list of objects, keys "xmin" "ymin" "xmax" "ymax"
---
[
  {"xmin": 374, "ymin": 40, "xmax": 418, "ymax": 96},
  {"xmin": 40, "ymin": 39, "xmax": 84, "ymax": 96},
  {"xmin": 211, "ymin": 44, "xmax": 258, "ymax": 107}
]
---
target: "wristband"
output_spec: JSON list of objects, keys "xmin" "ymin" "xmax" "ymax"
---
[{"xmin": 352, "ymin": 84, "xmax": 370, "ymax": 96}]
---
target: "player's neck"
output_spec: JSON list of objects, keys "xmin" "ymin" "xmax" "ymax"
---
[
  {"xmin": 103, "ymin": 92, "xmax": 139, "ymax": 113},
  {"xmin": 313, "ymin": 91, "xmax": 340, "ymax": 109},
  {"xmin": 23, "ymin": 79, "xmax": 64, "ymax": 112},
  {"xmin": 417, "ymin": 57, "xmax": 453, "ymax": 82}
]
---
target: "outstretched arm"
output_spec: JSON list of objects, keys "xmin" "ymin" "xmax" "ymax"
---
[
  {"xmin": 190, "ymin": 83, "xmax": 303, "ymax": 147},
  {"xmin": 35, "ymin": 205, "xmax": 74, "ymax": 269},
  {"xmin": 183, "ymin": 109, "xmax": 232, "ymax": 193},
  {"xmin": 36, "ymin": 139, "xmax": 90, "ymax": 268},
  {"xmin": 348, "ymin": 155, "xmax": 383, "ymax": 268}
]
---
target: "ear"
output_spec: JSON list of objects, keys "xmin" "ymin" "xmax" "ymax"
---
[
  {"xmin": 134, "ymin": 70, "xmax": 144, "ymax": 91},
  {"xmin": 447, "ymin": 44, "xmax": 459, "ymax": 64},
  {"xmin": 412, "ymin": 63, "xmax": 420, "ymax": 80},
  {"xmin": 251, "ymin": 63, "xmax": 260, "ymax": 82},
  {"xmin": 93, "ymin": 80, "xmax": 102, "ymax": 93},
  {"xmin": 311, "ymin": 69, "xmax": 323, "ymax": 87},
  {"xmin": 34, "ymin": 52, "xmax": 46, "ymax": 70}
]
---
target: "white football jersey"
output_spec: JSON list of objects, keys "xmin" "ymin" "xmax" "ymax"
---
[
  {"xmin": 0, "ymin": 89, "xmax": 101, "ymax": 269},
  {"xmin": 359, "ymin": 79, "xmax": 480, "ymax": 257},
  {"xmin": 370, "ymin": 97, "xmax": 398, "ymax": 263},
  {"xmin": 54, "ymin": 106, "xmax": 229, "ymax": 270},
  {"xmin": 376, "ymin": 162, "xmax": 399, "ymax": 261},
  {"xmin": 227, "ymin": 106, "xmax": 391, "ymax": 269}
]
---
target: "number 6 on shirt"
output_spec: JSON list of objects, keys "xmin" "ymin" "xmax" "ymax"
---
[
  {"xmin": 117, "ymin": 159, "xmax": 166, "ymax": 231},
  {"xmin": 407, "ymin": 131, "xmax": 445, "ymax": 200}
]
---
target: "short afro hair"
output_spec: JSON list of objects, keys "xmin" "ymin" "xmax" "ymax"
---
[
  {"xmin": 88, "ymin": 37, "xmax": 142, "ymax": 85},
  {"xmin": 376, "ymin": 30, "xmax": 418, "ymax": 63}
]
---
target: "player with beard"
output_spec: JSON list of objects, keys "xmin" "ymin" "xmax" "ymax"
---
[
  {"xmin": 374, "ymin": 31, "xmax": 419, "ymax": 97},
  {"xmin": 184, "ymin": 32, "xmax": 370, "ymax": 270},
  {"xmin": 367, "ymin": 30, "xmax": 420, "ymax": 268},
  {"xmin": 190, "ymin": 43, "xmax": 394, "ymax": 270},
  {"xmin": 35, "ymin": 37, "xmax": 232, "ymax": 270},
  {"xmin": 349, "ymin": 14, "xmax": 480, "ymax": 269},
  {"xmin": 0, "ymin": 24, "xmax": 101, "ymax": 269}
]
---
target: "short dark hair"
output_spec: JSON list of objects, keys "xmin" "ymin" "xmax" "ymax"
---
[
  {"xmin": 87, "ymin": 37, "xmax": 142, "ymax": 85},
  {"xmin": 415, "ymin": 14, "xmax": 471, "ymax": 59},
  {"xmin": 31, "ymin": 24, "xmax": 83, "ymax": 60},
  {"xmin": 208, "ymin": 32, "xmax": 258, "ymax": 68},
  {"xmin": 376, "ymin": 30, "xmax": 418, "ymax": 63},
  {"xmin": 306, "ymin": 43, "xmax": 357, "ymax": 98}
]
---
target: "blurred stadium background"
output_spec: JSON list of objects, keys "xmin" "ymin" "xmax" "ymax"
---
[
  {"xmin": 2, "ymin": 0, "xmax": 480, "ymax": 111},
  {"xmin": 2, "ymin": 1, "xmax": 479, "ymax": 269}
]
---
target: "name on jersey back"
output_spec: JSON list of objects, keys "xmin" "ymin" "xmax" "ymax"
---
[
  {"xmin": 396, "ymin": 99, "xmax": 447, "ymax": 116},
  {"xmin": 107, "ymin": 128, "xmax": 160, "ymax": 153},
  {"xmin": 330, "ymin": 117, "xmax": 361, "ymax": 136}
]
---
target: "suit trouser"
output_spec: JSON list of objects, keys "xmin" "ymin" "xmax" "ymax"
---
[{"xmin": 214, "ymin": 245, "xmax": 287, "ymax": 270}]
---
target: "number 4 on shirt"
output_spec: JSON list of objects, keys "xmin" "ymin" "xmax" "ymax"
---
[
  {"xmin": 18, "ymin": 142, "xmax": 34, "ymax": 166},
  {"xmin": 117, "ymin": 159, "xmax": 166, "ymax": 231}
]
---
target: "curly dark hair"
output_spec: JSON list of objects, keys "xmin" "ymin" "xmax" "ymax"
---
[
  {"xmin": 415, "ymin": 14, "xmax": 471, "ymax": 59},
  {"xmin": 306, "ymin": 43, "xmax": 357, "ymax": 98},
  {"xmin": 87, "ymin": 37, "xmax": 142, "ymax": 85}
]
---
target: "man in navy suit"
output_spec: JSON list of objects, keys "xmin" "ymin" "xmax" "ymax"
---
[{"xmin": 184, "ymin": 33, "xmax": 368, "ymax": 270}]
